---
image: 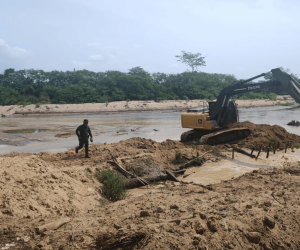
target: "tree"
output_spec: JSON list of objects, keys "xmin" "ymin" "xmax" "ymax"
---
[
  {"xmin": 175, "ymin": 51, "xmax": 206, "ymax": 72},
  {"xmin": 128, "ymin": 66, "xmax": 150, "ymax": 77}
]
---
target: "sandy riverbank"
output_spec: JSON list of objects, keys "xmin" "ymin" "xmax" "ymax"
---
[{"xmin": 0, "ymin": 96, "xmax": 295, "ymax": 117}]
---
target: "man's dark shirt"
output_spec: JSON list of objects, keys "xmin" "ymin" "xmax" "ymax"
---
[{"xmin": 76, "ymin": 124, "xmax": 92, "ymax": 140}]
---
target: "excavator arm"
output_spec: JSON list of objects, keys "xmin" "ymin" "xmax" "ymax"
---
[{"xmin": 210, "ymin": 67, "xmax": 300, "ymax": 127}]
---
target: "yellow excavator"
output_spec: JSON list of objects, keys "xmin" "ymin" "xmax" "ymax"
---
[{"xmin": 181, "ymin": 67, "xmax": 300, "ymax": 145}]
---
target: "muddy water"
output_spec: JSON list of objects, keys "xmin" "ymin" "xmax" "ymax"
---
[
  {"xmin": 128, "ymin": 148, "xmax": 300, "ymax": 197},
  {"xmin": 0, "ymin": 105, "xmax": 299, "ymax": 155}
]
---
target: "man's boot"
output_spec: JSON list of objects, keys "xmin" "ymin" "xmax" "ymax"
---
[
  {"xmin": 75, "ymin": 147, "xmax": 78, "ymax": 153},
  {"xmin": 85, "ymin": 155, "xmax": 90, "ymax": 158}
]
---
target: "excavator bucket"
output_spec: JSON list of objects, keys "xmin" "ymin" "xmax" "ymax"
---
[{"xmin": 272, "ymin": 68, "xmax": 300, "ymax": 104}]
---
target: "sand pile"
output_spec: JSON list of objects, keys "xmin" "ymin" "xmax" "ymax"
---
[
  {"xmin": 229, "ymin": 121, "xmax": 300, "ymax": 149},
  {"xmin": 2, "ymin": 163, "xmax": 300, "ymax": 249}
]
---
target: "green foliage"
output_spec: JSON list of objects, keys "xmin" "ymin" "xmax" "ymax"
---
[
  {"xmin": 1, "ymin": 114, "xmax": 5, "ymax": 117},
  {"xmin": 291, "ymin": 143, "xmax": 300, "ymax": 150},
  {"xmin": 237, "ymin": 140, "xmax": 245, "ymax": 147},
  {"xmin": 266, "ymin": 138, "xmax": 278, "ymax": 151},
  {"xmin": 96, "ymin": 170, "xmax": 128, "ymax": 201},
  {"xmin": 0, "ymin": 67, "xmax": 288, "ymax": 105},
  {"xmin": 176, "ymin": 51, "xmax": 206, "ymax": 72},
  {"xmin": 279, "ymin": 102, "xmax": 294, "ymax": 106}
]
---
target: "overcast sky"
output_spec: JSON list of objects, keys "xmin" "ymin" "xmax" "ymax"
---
[{"xmin": 1, "ymin": 0, "xmax": 299, "ymax": 79}]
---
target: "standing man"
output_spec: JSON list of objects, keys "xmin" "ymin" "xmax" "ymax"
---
[{"xmin": 75, "ymin": 119, "xmax": 93, "ymax": 158}]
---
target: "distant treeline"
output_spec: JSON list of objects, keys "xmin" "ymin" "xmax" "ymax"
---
[{"xmin": 0, "ymin": 67, "xmax": 285, "ymax": 106}]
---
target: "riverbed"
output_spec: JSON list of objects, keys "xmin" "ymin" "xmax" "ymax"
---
[{"xmin": 0, "ymin": 105, "xmax": 299, "ymax": 155}]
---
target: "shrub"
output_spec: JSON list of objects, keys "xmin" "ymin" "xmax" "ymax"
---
[
  {"xmin": 291, "ymin": 143, "xmax": 300, "ymax": 150},
  {"xmin": 96, "ymin": 170, "xmax": 128, "ymax": 201},
  {"xmin": 173, "ymin": 150, "xmax": 183, "ymax": 164}
]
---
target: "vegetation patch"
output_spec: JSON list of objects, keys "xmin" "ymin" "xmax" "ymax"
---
[
  {"xmin": 96, "ymin": 170, "xmax": 128, "ymax": 201},
  {"xmin": 123, "ymin": 157, "xmax": 161, "ymax": 177},
  {"xmin": 279, "ymin": 102, "xmax": 294, "ymax": 106}
]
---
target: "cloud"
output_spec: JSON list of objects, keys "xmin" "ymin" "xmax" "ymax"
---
[
  {"xmin": 72, "ymin": 60, "xmax": 91, "ymax": 68},
  {"xmin": 87, "ymin": 42, "xmax": 99, "ymax": 47},
  {"xmin": 89, "ymin": 54, "xmax": 104, "ymax": 61},
  {"xmin": 0, "ymin": 38, "xmax": 29, "ymax": 59}
]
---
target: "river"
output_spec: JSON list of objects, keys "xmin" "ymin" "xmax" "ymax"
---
[{"xmin": 0, "ymin": 105, "xmax": 299, "ymax": 155}]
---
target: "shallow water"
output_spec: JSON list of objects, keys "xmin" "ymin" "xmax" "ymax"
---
[{"xmin": 0, "ymin": 105, "xmax": 299, "ymax": 155}]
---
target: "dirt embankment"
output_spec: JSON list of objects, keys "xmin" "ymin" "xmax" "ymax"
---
[
  {"xmin": 0, "ymin": 96, "xmax": 293, "ymax": 117},
  {"xmin": 229, "ymin": 121, "xmax": 300, "ymax": 150},
  {"xmin": 0, "ymin": 123, "xmax": 300, "ymax": 249}
]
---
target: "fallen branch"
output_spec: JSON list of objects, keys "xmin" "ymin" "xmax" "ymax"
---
[
  {"xmin": 179, "ymin": 151, "xmax": 211, "ymax": 169},
  {"xmin": 171, "ymin": 169, "xmax": 186, "ymax": 175},
  {"xmin": 232, "ymin": 147, "xmax": 256, "ymax": 158},
  {"xmin": 183, "ymin": 172, "xmax": 195, "ymax": 178},
  {"xmin": 108, "ymin": 159, "xmax": 149, "ymax": 186},
  {"xmin": 166, "ymin": 170, "xmax": 179, "ymax": 182},
  {"xmin": 36, "ymin": 217, "xmax": 71, "ymax": 234},
  {"xmin": 125, "ymin": 175, "xmax": 168, "ymax": 189}
]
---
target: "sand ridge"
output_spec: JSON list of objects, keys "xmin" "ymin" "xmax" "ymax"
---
[{"xmin": 0, "ymin": 96, "xmax": 294, "ymax": 117}]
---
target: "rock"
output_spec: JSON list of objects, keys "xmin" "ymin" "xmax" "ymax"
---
[
  {"xmin": 192, "ymin": 240, "xmax": 200, "ymax": 246},
  {"xmin": 113, "ymin": 223, "xmax": 122, "ymax": 229},
  {"xmin": 179, "ymin": 208, "xmax": 187, "ymax": 213},
  {"xmin": 195, "ymin": 224, "xmax": 206, "ymax": 234},
  {"xmin": 23, "ymin": 236, "xmax": 31, "ymax": 242},
  {"xmin": 287, "ymin": 120, "xmax": 300, "ymax": 126},
  {"xmin": 51, "ymin": 173, "xmax": 59, "ymax": 179},
  {"xmin": 263, "ymin": 215, "xmax": 275, "ymax": 228},
  {"xmin": 170, "ymin": 204, "xmax": 179, "ymax": 210},
  {"xmin": 246, "ymin": 204, "xmax": 252, "ymax": 209},
  {"xmin": 154, "ymin": 206, "xmax": 166, "ymax": 213},
  {"xmin": 246, "ymin": 232, "xmax": 261, "ymax": 244},
  {"xmin": 173, "ymin": 219, "xmax": 181, "ymax": 225},
  {"xmin": 263, "ymin": 201, "xmax": 272, "ymax": 207},
  {"xmin": 199, "ymin": 212, "xmax": 206, "ymax": 219},
  {"xmin": 207, "ymin": 218, "xmax": 218, "ymax": 231},
  {"xmin": 193, "ymin": 234, "xmax": 201, "ymax": 241},
  {"xmin": 140, "ymin": 210, "xmax": 150, "ymax": 217}
]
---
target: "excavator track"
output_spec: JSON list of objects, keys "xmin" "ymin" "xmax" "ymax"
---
[
  {"xmin": 180, "ymin": 129, "xmax": 213, "ymax": 142},
  {"xmin": 199, "ymin": 128, "xmax": 250, "ymax": 145}
]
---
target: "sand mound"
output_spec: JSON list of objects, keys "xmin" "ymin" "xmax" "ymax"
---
[
  {"xmin": 229, "ymin": 121, "xmax": 300, "ymax": 149},
  {"xmin": 1, "ymin": 128, "xmax": 300, "ymax": 249}
]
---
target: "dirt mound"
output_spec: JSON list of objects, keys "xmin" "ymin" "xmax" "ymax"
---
[
  {"xmin": 2, "ymin": 164, "xmax": 300, "ymax": 249},
  {"xmin": 1, "ymin": 134, "xmax": 300, "ymax": 249},
  {"xmin": 229, "ymin": 121, "xmax": 300, "ymax": 149}
]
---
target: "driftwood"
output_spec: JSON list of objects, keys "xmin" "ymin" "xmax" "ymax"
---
[
  {"xmin": 125, "ymin": 175, "xmax": 168, "ymax": 189},
  {"xmin": 166, "ymin": 170, "xmax": 179, "ymax": 182},
  {"xmin": 186, "ymin": 182, "xmax": 213, "ymax": 190},
  {"xmin": 171, "ymin": 169, "xmax": 186, "ymax": 175},
  {"xmin": 179, "ymin": 151, "xmax": 211, "ymax": 169},
  {"xmin": 108, "ymin": 159, "xmax": 149, "ymax": 186},
  {"xmin": 232, "ymin": 147, "xmax": 256, "ymax": 158},
  {"xmin": 183, "ymin": 172, "xmax": 195, "ymax": 178},
  {"xmin": 36, "ymin": 218, "xmax": 71, "ymax": 234}
]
